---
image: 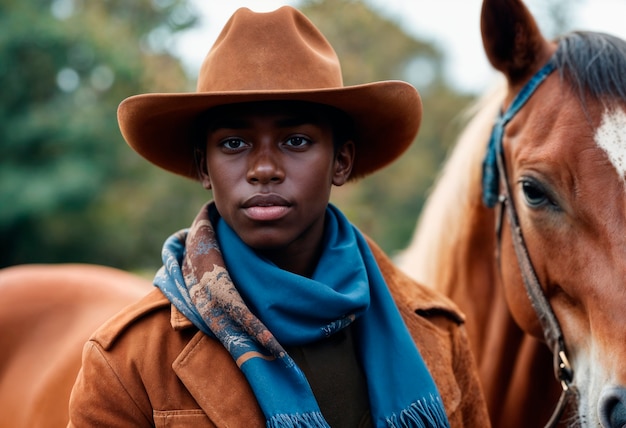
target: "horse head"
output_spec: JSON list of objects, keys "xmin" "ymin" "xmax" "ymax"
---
[{"xmin": 482, "ymin": 0, "xmax": 626, "ymax": 426}]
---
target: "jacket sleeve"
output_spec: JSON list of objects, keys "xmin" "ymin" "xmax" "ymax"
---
[{"xmin": 67, "ymin": 340, "xmax": 152, "ymax": 427}]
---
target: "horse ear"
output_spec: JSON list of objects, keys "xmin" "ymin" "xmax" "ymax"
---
[{"xmin": 481, "ymin": 0, "xmax": 555, "ymax": 86}]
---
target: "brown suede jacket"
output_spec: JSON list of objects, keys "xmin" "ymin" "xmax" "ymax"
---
[{"xmin": 67, "ymin": 238, "xmax": 490, "ymax": 427}]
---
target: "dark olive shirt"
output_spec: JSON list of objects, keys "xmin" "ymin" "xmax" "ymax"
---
[{"xmin": 286, "ymin": 325, "xmax": 372, "ymax": 427}]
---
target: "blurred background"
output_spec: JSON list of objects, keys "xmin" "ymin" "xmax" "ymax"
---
[{"xmin": 2, "ymin": 0, "xmax": 623, "ymax": 274}]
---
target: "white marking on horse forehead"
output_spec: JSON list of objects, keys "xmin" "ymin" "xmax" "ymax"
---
[{"xmin": 595, "ymin": 107, "xmax": 626, "ymax": 181}]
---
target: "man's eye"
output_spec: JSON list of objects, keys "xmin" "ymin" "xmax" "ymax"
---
[
  {"xmin": 284, "ymin": 136, "xmax": 310, "ymax": 147},
  {"xmin": 221, "ymin": 138, "xmax": 246, "ymax": 150}
]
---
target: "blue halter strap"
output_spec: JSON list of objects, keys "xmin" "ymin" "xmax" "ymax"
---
[{"xmin": 481, "ymin": 59, "xmax": 557, "ymax": 207}]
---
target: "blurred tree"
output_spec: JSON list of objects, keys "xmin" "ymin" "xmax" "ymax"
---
[
  {"xmin": 0, "ymin": 0, "xmax": 201, "ymax": 268},
  {"xmin": 1, "ymin": 0, "xmax": 474, "ymax": 270},
  {"xmin": 301, "ymin": 0, "xmax": 474, "ymax": 256},
  {"xmin": 0, "ymin": 0, "xmax": 475, "ymax": 269},
  {"xmin": 0, "ymin": 0, "xmax": 488, "ymax": 271}
]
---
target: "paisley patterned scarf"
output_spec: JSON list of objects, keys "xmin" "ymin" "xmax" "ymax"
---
[{"xmin": 155, "ymin": 202, "xmax": 449, "ymax": 428}]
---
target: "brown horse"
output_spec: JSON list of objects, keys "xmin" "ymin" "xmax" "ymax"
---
[
  {"xmin": 398, "ymin": 0, "xmax": 626, "ymax": 427},
  {"xmin": 0, "ymin": 263, "xmax": 151, "ymax": 428}
]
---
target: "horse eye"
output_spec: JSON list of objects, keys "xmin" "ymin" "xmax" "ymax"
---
[{"xmin": 521, "ymin": 180, "xmax": 551, "ymax": 208}]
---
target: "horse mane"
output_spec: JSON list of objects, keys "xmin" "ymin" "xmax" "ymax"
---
[
  {"xmin": 396, "ymin": 81, "xmax": 506, "ymax": 288},
  {"xmin": 555, "ymin": 31, "xmax": 626, "ymax": 104}
]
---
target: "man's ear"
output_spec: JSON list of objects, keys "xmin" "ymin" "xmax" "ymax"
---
[
  {"xmin": 332, "ymin": 140, "xmax": 355, "ymax": 186},
  {"xmin": 195, "ymin": 147, "xmax": 212, "ymax": 190}
]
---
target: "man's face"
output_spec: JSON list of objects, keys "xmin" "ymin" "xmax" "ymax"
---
[{"xmin": 200, "ymin": 102, "xmax": 354, "ymax": 269}]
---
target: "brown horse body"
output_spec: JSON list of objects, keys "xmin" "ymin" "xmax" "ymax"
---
[
  {"xmin": 399, "ymin": 0, "xmax": 626, "ymax": 427},
  {"xmin": 0, "ymin": 264, "xmax": 151, "ymax": 428}
]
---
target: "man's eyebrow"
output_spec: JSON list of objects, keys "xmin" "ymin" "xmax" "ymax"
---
[
  {"xmin": 208, "ymin": 117, "xmax": 249, "ymax": 131},
  {"xmin": 275, "ymin": 116, "xmax": 318, "ymax": 128},
  {"xmin": 208, "ymin": 115, "xmax": 321, "ymax": 131}
]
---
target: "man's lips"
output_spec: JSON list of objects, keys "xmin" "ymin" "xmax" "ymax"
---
[{"xmin": 242, "ymin": 194, "xmax": 292, "ymax": 221}]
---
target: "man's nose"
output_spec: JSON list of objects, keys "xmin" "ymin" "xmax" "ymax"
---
[{"xmin": 247, "ymin": 147, "xmax": 285, "ymax": 184}]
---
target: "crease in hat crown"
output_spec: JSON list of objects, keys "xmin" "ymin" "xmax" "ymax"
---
[
  {"xmin": 118, "ymin": 5, "xmax": 422, "ymax": 180},
  {"xmin": 198, "ymin": 6, "xmax": 344, "ymax": 92}
]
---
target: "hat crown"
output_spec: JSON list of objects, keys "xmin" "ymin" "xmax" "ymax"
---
[{"xmin": 197, "ymin": 6, "xmax": 343, "ymax": 92}]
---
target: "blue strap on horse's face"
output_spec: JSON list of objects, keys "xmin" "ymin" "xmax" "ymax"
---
[{"xmin": 481, "ymin": 60, "xmax": 557, "ymax": 207}]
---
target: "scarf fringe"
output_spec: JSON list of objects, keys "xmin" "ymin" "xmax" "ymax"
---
[
  {"xmin": 267, "ymin": 411, "xmax": 330, "ymax": 428},
  {"xmin": 385, "ymin": 395, "xmax": 450, "ymax": 428}
]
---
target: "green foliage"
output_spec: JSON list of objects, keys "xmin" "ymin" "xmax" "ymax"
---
[
  {"xmin": 0, "ymin": 0, "xmax": 201, "ymax": 268},
  {"xmin": 300, "ymin": 0, "xmax": 441, "ymax": 87},
  {"xmin": 1, "ymin": 0, "xmax": 476, "ymax": 270},
  {"xmin": 301, "ymin": 0, "xmax": 474, "ymax": 255}
]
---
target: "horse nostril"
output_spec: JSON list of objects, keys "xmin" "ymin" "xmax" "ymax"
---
[{"xmin": 599, "ymin": 386, "xmax": 626, "ymax": 428}]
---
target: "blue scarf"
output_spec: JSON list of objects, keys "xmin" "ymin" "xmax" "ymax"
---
[{"xmin": 155, "ymin": 202, "xmax": 449, "ymax": 428}]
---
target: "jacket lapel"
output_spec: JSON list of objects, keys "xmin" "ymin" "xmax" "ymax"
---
[{"xmin": 172, "ymin": 330, "xmax": 265, "ymax": 426}]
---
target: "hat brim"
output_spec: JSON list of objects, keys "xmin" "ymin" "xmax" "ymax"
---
[{"xmin": 117, "ymin": 80, "xmax": 421, "ymax": 180}]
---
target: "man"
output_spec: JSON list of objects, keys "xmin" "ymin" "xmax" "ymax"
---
[{"xmin": 68, "ymin": 6, "xmax": 489, "ymax": 427}]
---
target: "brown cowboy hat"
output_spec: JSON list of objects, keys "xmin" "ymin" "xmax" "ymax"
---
[{"xmin": 118, "ymin": 6, "xmax": 422, "ymax": 180}]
